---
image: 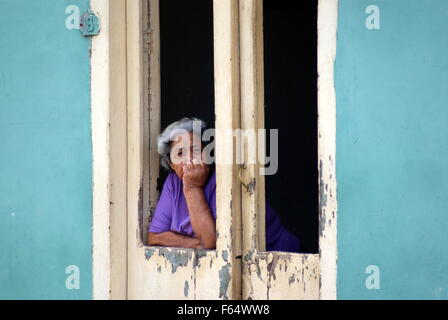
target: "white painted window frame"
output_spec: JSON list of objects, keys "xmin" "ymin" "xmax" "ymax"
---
[
  {"xmin": 128, "ymin": 0, "xmax": 241, "ymax": 300},
  {"xmin": 317, "ymin": 0, "xmax": 338, "ymax": 300},
  {"xmin": 237, "ymin": 0, "xmax": 338, "ymax": 300},
  {"xmin": 90, "ymin": 0, "xmax": 338, "ymax": 300}
]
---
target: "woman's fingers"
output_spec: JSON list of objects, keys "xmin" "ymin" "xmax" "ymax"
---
[
  {"xmin": 192, "ymin": 158, "xmax": 203, "ymax": 169},
  {"xmin": 198, "ymin": 156, "xmax": 206, "ymax": 169},
  {"xmin": 185, "ymin": 160, "xmax": 195, "ymax": 171},
  {"xmin": 185, "ymin": 159, "xmax": 208, "ymax": 176}
]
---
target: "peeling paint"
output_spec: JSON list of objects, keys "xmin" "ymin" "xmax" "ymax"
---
[
  {"xmin": 229, "ymin": 226, "xmax": 233, "ymax": 245},
  {"xmin": 145, "ymin": 248, "xmax": 155, "ymax": 260},
  {"xmin": 184, "ymin": 280, "xmax": 189, "ymax": 297},
  {"xmin": 157, "ymin": 248, "xmax": 193, "ymax": 273},
  {"xmin": 193, "ymin": 250, "xmax": 208, "ymax": 268},
  {"xmin": 247, "ymin": 178, "xmax": 256, "ymax": 195},
  {"xmin": 221, "ymin": 250, "xmax": 229, "ymax": 262},
  {"xmin": 219, "ymin": 263, "xmax": 231, "ymax": 300},
  {"xmin": 254, "ymin": 257, "xmax": 262, "ymax": 280},
  {"xmin": 243, "ymin": 250, "xmax": 253, "ymax": 263},
  {"xmin": 243, "ymin": 252, "xmax": 320, "ymax": 299},
  {"xmin": 138, "ymin": 182, "xmax": 145, "ymax": 244},
  {"xmin": 267, "ymin": 255, "xmax": 279, "ymax": 281},
  {"xmin": 319, "ymin": 160, "xmax": 328, "ymax": 237}
]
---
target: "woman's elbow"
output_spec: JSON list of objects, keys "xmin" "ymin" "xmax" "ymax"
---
[
  {"xmin": 201, "ymin": 236, "xmax": 216, "ymax": 250},
  {"xmin": 147, "ymin": 232, "xmax": 158, "ymax": 246}
]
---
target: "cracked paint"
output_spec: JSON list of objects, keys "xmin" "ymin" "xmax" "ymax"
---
[
  {"xmin": 145, "ymin": 248, "xmax": 155, "ymax": 260},
  {"xmin": 157, "ymin": 248, "xmax": 193, "ymax": 273},
  {"xmin": 267, "ymin": 255, "xmax": 279, "ymax": 281},
  {"xmin": 221, "ymin": 250, "xmax": 229, "ymax": 262},
  {"xmin": 193, "ymin": 250, "xmax": 208, "ymax": 268},
  {"xmin": 138, "ymin": 183, "xmax": 144, "ymax": 241},
  {"xmin": 319, "ymin": 160, "xmax": 328, "ymax": 237},
  {"xmin": 243, "ymin": 252, "xmax": 320, "ymax": 300},
  {"xmin": 219, "ymin": 263, "xmax": 231, "ymax": 300},
  {"xmin": 246, "ymin": 178, "xmax": 256, "ymax": 195},
  {"xmin": 184, "ymin": 280, "xmax": 189, "ymax": 297},
  {"xmin": 288, "ymin": 275, "xmax": 295, "ymax": 286}
]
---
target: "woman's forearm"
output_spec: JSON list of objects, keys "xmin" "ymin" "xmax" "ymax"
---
[
  {"xmin": 183, "ymin": 187, "xmax": 216, "ymax": 249},
  {"xmin": 147, "ymin": 231, "xmax": 202, "ymax": 249}
]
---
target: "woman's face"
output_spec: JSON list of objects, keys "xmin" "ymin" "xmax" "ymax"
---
[{"xmin": 169, "ymin": 132, "xmax": 205, "ymax": 179}]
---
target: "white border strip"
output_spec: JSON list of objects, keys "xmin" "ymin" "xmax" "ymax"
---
[
  {"xmin": 318, "ymin": 0, "xmax": 338, "ymax": 300},
  {"xmin": 91, "ymin": 0, "xmax": 111, "ymax": 300}
]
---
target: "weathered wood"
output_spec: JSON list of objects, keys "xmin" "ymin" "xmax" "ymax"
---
[
  {"xmin": 145, "ymin": 0, "xmax": 161, "ymax": 244},
  {"xmin": 212, "ymin": 0, "xmax": 242, "ymax": 300},
  {"xmin": 245, "ymin": 253, "xmax": 320, "ymax": 299},
  {"xmin": 91, "ymin": 0, "xmax": 128, "ymax": 300},
  {"xmin": 126, "ymin": 0, "xmax": 242, "ymax": 300},
  {"xmin": 317, "ymin": 0, "xmax": 338, "ymax": 300},
  {"xmin": 94, "ymin": 0, "xmax": 337, "ymax": 300},
  {"xmin": 239, "ymin": 0, "xmax": 321, "ymax": 300}
]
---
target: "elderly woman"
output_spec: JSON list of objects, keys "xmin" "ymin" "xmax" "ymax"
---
[{"xmin": 147, "ymin": 117, "xmax": 300, "ymax": 252}]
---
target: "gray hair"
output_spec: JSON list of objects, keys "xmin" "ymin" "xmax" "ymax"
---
[{"xmin": 157, "ymin": 117, "xmax": 209, "ymax": 171}]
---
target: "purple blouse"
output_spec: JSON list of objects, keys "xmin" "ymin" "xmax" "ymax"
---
[{"xmin": 149, "ymin": 170, "xmax": 300, "ymax": 253}]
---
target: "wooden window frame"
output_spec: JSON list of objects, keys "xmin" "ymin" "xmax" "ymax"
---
[
  {"xmin": 91, "ymin": 0, "xmax": 338, "ymax": 300},
  {"xmin": 238, "ymin": 0, "xmax": 338, "ymax": 300},
  {"xmin": 127, "ymin": 0, "xmax": 242, "ymax": 300}
]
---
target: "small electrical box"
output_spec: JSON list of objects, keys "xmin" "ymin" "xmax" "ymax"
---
[{"xmin": 80, "ymin": 11, "xmax": 100, "ymax": 37}]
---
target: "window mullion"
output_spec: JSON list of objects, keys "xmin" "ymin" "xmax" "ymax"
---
[{"xmin": 239, "ymin": 0, "xmax": 266, "ymax": 255}]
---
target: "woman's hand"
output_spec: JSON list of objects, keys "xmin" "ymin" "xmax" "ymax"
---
[
  {"xmin": 190, "ymin": 237, "xmax": 204, "ymax": 250},
  {"xmin": 182, "ymin": 159, "xmax": 210, "ymax": 190},
  {"xmin": 181, "ymin": 160, "xmax": 216, "ymax": 249}
]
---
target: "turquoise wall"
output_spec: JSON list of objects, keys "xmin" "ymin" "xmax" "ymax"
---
[
  {"xmin": 2, "ymin": 0, "xmax": 448, "ymax": 301},
  {"xmin": 0, "ymin": 0, "xmax": 92, "ymax": 299},
  {"xmin": 336, "ymin": 0, "xmax": 448, "ymax": 299}
]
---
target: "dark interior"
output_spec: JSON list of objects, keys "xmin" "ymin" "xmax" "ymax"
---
[
  {"xmin": 263, "ymin": 0, "xmax": 318, "ymax": 253},
  {"xmin": 158, "ymin": 0, "xmax": 215, "ymax": 191},
  {"xmin": 159, "ymin": 0, "xmax": 318, "ymax": 253}
]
